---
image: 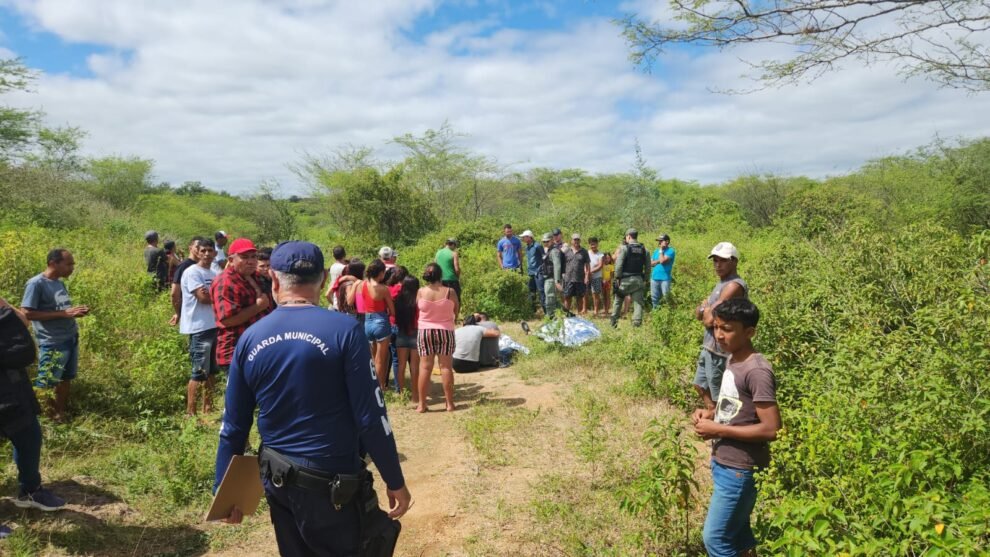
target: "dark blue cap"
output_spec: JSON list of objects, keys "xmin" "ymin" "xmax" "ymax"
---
[{"xmin": 270, "ymin": 241, "xmax": 324, "ymax": 273}]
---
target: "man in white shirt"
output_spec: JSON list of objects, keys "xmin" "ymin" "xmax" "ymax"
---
[
  {"xmin": 328, "ymin": 245, "xmax": 347, "ymax": 309},
  {"xmin": 180, "ymin": 239, "xmax": 219, "ymax": 416}
]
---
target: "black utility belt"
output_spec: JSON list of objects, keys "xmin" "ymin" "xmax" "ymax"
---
[
  {"xmin": 259, "ymin": 446, "xmax": 366, "ymax": 510},
  {"xmin": 620, "ymin": 274, "xmax": 642, "ymax": 278}
]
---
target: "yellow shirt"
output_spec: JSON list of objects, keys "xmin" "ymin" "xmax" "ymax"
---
[{"xmin": 602, "ymin": 263, "xmax": 614, "ymax": 282}]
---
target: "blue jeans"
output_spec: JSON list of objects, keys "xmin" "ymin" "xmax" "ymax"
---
[
  {"xmin": 389, "ymin": 325, "xmax": 401, "ymax": 392},
  {"xmin": 694, "ymin": 348, "xmax": 728, "ymax": 402},
  {"xmin": 703, "ymin": 460, "xmax": 758, "ymax": 557},
  {"xmin": 529, "ymin": 273, "xmax": 546, "ymax": 311},
  {"xmin": 650, "ymin": 279, "xmax": 671, "ymax": 307},
  {"xmin": 9, "ymin": 416, "xmax": 42, "ymax": 493},
  {"xmin": 35, "ymin": 336, "xmax": 79, "ymax": 388}
]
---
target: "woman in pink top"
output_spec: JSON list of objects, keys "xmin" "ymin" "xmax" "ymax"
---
[{"xmin": 416, "ymin": 262, "xmax": 459, "ymax": 412}]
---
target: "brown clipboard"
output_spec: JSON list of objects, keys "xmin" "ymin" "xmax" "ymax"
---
[{"xmin": 205, "ymin": 455, "xmax": 265, "ymax": 521}]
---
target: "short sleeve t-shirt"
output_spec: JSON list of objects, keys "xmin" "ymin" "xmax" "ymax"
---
[
  {"xmin": 651, "ymin": 247, "xmax": 676, "ymax": 281},
  {"xmin": 703, "ymin": 274, "xmax": 748, "ymax": 356},
  {"xmin": 453, "ymin": 325, "xmax": 486, "ymax": 362},
  {"xmin": 172, "ymin": 258, "xmax": 196, "ymax": 286},
  {"xmin": 144, "ymin": 246, "xmax": 168, "ymax": 284},
  {"xmin": 212, "ymin": 246, "xmax": 227, "ymax": 274},
  {"xmin": 21, "ymin": 274, "xmax": 77, "ymax": 346},
  {"xmin": 564, "ymin": 248, "xmax": 590, "ymax": 283},
  {"xmin": 180, "ymin": 265, "xmax": 218, "ymax": 335},
  {"xmin": 588, "ymin": 251, "xmax": 604, "ymax": 279},
  {"xmin": 713, "ymin": 353, "xmax": 777, "ymax": 470},
  {"xmin": 497, "ymin": 237, "xmax": 522, "ymax": 269}
]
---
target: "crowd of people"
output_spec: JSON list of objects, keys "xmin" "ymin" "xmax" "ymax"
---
[{"xmin": 0, "ymin": 223, "xmax": 780, "ymax": 556}]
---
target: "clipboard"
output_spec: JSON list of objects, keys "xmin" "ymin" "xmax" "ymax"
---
[{"xmin": 206, "ymin": 455, "xmax": 266, "ymax": 521}]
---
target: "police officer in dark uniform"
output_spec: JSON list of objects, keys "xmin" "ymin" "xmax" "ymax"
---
[
  {"xmin": 214, "ymin": 241, "xmax": 411, "ymax": 556},
  {"xmin": 610, "ymin": 228, "xmax": 649, "ymax": 327}
]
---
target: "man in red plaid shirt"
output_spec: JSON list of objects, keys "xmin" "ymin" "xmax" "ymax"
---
[{"xmin": 210, "ymin": 238, "xmax": 273, "ymax": 370}]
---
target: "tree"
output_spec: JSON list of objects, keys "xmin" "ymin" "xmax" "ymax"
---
[
  {"xmin": 86, "ymin": 155, "xmax": 155, "ymax": 209},
  {"xmin": 289, "ymin": 144, "xmax": 379, "ymax": 192},
  {"xmin": 315, "ymin": 166, "xmax": 437, "ymax": 247},
  {"xmin": 175, "ymin": 181, "xmax": 209, "ymax": 196},
  {"xmin": 621, "ymin": 1, "xmax": 990, "ymax": 91},
  {"xmin": 249, "ymin": 181, "xmax": 299, "ymax": 244},
  {"xmin": 27, "ymin": 126, "xmax": 87, "ymax": 175},
  {"xmin": 392, "ymin": 122, "xmax": 503, "ymax": 219},
  {"xmin": 621, "ymin": 140, "xmax": 663, "ymax": 230},
  {"xmin": 0, "ymin": 58, "xmax": 40, "ymax": 162}
]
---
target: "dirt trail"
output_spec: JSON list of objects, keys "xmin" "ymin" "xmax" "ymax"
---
[{"xmin": 207, "ymin": 363, "xmax": 562, "ymax": 557}]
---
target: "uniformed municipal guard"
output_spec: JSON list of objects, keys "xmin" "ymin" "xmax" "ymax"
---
[
  {"xmin": 540, "ymin": 232, "xmax": 564, "ymax": 316},
  {"xmin": 610, "ymin": 228, "xmax": 649, "ymax": 327},
  {"xmin": 214, "ymin": 241, "xmax": 411, "ymax": 556}
]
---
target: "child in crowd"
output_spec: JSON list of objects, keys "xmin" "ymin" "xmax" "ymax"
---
[
  {"xmin": 692, "ymin": 298, "xmax": 781, "ymax": 557},
  {"xmin": 601, "ymin": 253, "xmax": 614, "ymax": 314}
]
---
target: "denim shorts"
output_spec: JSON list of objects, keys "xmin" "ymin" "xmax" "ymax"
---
[
  {"xmin": 35, "ymin": 336, "xmax": 80, "ymax": 388},
  {"xmin": 694, "ymin": 347, "xmax": 728, "ymax": 401},
  {"xmin": 703, "ymin": 460, "xmax": 758, "ymax": 557},
  {"xmin": 188, "ymin": 328, "xmax": 218, "ymax": 381},
  {"xmin": 395, "ymin": 330, "xmax": 418, "ymax": 349},
  {"xmin": 364, "ymin": 312, "xmax": 391, "ymax": 342},
  {"xmin": 589, "ymin": 277, "xmax": 603, "ymax": 294}
]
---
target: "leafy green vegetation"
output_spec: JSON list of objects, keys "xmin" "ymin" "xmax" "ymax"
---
[{"xmin": 1, "ymin": 54, "xmax": 988, "ymax": 554}]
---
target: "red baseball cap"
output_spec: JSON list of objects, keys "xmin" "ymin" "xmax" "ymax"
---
[{"xmin": 228, "ymin": 238, "xmax": 257, "ymax": 256}]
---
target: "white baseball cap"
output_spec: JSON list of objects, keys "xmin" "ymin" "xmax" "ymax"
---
[
  {"xmin": 708, "ymin": 242, "xmax": 740, "ymax": 260},
  {"xmin": 378, "ymin": 246, "xmax": 397, "ymax": 259},
  {"xmin": 520, "ymin": 230, "xmax": 534, "ymax": 238}
]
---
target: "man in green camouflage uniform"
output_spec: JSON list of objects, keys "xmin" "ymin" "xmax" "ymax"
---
[
  {"xmin": 540, "ymin": 232, "xmax": 564, "ymax": 317},
  {"xmin": 610, "ymin": 228, "xmax": 649, "ymax": 327}
]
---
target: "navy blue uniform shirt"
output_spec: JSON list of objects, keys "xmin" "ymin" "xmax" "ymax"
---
[{"xmin": 215, "ymin": 305, "xmax": 405, "ymax": 491}]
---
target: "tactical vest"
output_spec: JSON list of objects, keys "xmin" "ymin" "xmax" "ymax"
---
[
  {"xmin": 541, "ymin": 246, "xmax": 559, "ymax": 278},
  {"xmin": 622, "ymin": 243, "xmax": 647, "ymax": 277}
]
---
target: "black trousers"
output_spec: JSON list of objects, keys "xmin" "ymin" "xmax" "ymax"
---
[{"xmin": 266, "ymin": 482, "xmax": 361, "ymax": 557}]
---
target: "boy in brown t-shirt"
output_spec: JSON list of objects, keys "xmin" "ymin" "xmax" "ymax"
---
[{"xmin": 693, "ymin": 298, "xmax": 781, "ymax": 557}]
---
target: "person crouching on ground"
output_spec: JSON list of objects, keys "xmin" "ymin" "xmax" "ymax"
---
[{"xmin": 692, "ymin": 298, "xmax": 780, "ymax": 557}]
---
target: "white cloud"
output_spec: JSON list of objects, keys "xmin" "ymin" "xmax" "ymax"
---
[{"xmin": 1, "ymin": 0, "xmax": 988, "ymax": 195}]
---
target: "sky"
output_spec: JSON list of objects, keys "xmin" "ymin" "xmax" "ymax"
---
[{"xmin": 1, "ymin": 0, "xmax": 989, "ymax": 195}]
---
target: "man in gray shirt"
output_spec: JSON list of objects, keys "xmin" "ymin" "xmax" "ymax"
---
[
  {"xmin": 21, "ymin": 248, "xmax": 90, "ymax": 421},
  {"xmin": 693, "ymin": 242, "xmax": 749, "ymax": 409}
]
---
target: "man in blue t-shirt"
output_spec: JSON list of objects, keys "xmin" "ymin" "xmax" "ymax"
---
[
  {"xmin": 21, "ymin": 248, "xmax": 90, "ymax": 421},
  {"xmin": 650, "ymin": 233, "xmax": 676, "ymax": 308},
  {"xmin": 496, "ymin": 223, "xmax": 523, "ymax": 271},
  {"xmin": 214, "ymin": 241, "xmax": 410, "ymax": 555}
]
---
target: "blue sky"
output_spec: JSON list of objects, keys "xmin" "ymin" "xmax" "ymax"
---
[
  {"xmin": 0, "ymin": 6, "xmax": 107, "ymax": 76},
  {"xmin": 1, "ymin": 0, "xmax": 988, "ymax": 194}
]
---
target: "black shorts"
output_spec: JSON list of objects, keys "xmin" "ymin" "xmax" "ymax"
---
[
  {"xmin": 564, "ymin": 282, "xmax": 587, "ymax": 297},
  {"xmin": 441, "ymin": 280, "xmax": 461, "ymax": 300}
]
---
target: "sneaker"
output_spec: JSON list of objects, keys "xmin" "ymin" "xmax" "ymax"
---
[
  {"xmin": 0, "ymin": 524, "xmax": 12, "ymax": 539},
  {"xmin": 14, "ymin": 487, "xmax": 66, "ymax": 511}
]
